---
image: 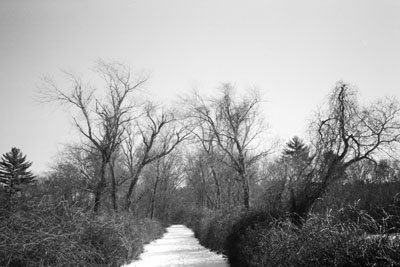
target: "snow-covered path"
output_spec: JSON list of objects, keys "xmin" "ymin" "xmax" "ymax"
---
[{"xmin": 123, "ymin": 224, "xmax": 229, "ymax": 267}]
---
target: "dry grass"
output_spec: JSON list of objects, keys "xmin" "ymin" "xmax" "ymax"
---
[
  {"xmin": 186, "ymin": 205, "xmax": 400, "ymax": 267},
  {"xmin": 0, "ymin": 201, "xmax": 164, "ymax": 267},
  {"xmin": 226, "ymin": 207, "xmax": 400, "ymax": 267}
]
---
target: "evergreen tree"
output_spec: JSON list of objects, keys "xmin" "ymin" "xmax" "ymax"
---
[
  {"xmin": 0, "ymin": 147, "xmax": 36, "ymax": 196},
  {"xmin": 280, "ymin": 137, "xmax": 313, "ymax": 216},
  {"xmin": 282, "ymin": 136, "xmax": 310, "ymax": 163}
]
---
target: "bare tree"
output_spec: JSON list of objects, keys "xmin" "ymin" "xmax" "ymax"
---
[
  {"xmin": 296, "ymin": 81, "xmax": 400, "ymax": 217},
  {"xmin": 189, "ymin": 119, "xmax": 224, "ymax": 209},
  {"xmin": 46, "ymin": 144, "xmax": 102, "ymax": 209},
  {"xmin": 40, "ymin": 61, "xmax": 146, "ymax": 213},
  {"xmin": 147, "ymin": 154, "xmax": 178, "ymax": 219},
  {"xmin": 184, "ymin": 151, "xmax": 217, "ymax": 209},
  {"xmin": 122, "ymin": 103, "xmax": 190, "ymax": 210},
  {"xmin": 185, "ymin": 84, "xmax": 273, "ymax": 208}
]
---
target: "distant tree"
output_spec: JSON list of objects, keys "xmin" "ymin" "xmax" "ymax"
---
[
  {"xmin": 145, "ymin": 152, "xmax": 182, "ymax": 220},
  {"xmin": 280, "ymin": 136, "xmax": 313, "ymax": 213},
  {"xmin": 46, "ymin": 161, "xmax": 85, "ymax": 205},
  {"xmin": 282, "ymin": 136, "xmax": 311, "ymax": 180},
  {"xmin": 189, "ymin": 117, "xmax": 223, "ymax": 210},
  {"xmin": 185, "ymin": 84, "xmax": 274, "ymax": 208},
  {"xmin": 282, "ymin": 136, "xmax": 310, "ymax": 162},
  {"xmin": 0, "ymin": 147, "xmax": 36, "ymax": 209},
  {"xmin": 122, "ymin": 103, "xmax": 190, "ymax": 211}
]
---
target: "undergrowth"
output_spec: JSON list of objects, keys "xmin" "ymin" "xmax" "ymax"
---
[
  {"xmin": 0, "ymin": 201, "xmax": 164, "ymax": 267},
  {"xmin": 184, "ymin": 206, "xmax": 245, "ymax": 253},
  {"xmin": 186, "ymin": 205, "xmax": 400, "ymax": 267},
  {"xmin": 226, "ymin": 207, "xmax": 400, "ymax": 267}
]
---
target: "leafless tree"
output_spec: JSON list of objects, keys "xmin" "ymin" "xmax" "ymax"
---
[
  {"xmin": 45, "ymin": 144, "xmax": 100, "ymax": 207},
  {"xmin": 147, "ymin": 153, "xmax": 181, "ymax": 219},
  {"xmin": 122, "ymin": 103, "xmax": 191, "ymax": 210},
  {"xmin": 297, "ymin": 81, "xmax": 400, "ymax": 217},
  {"xmin": 188, "ymin": 119, "xmax": 224, "ymax": 209},
  {"xmin": 185, "ymin": 84, "xmax": 273, "ymax": 208},
  {"xmin": 40, "ymin": 61, "xmax": 146, "ymax": 213}
]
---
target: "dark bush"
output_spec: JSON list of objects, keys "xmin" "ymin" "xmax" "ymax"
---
[
  {"xmin": 184, "ymin": 207, "xmax": 245, "ymax": 253},
  {"xmin": 225, "ymin": 209, "xmax": 285, "ymax": 267},
  {"xmin": 314, "ymin": 182, "xmax": 400, "ymax": 232},
  {"xmin": 200, "ymin": 208, "xmax": 243, "ymax": 253},
  {"xmin": 183, "ymin": 206, "xmax": 208, "ymax": 236}
]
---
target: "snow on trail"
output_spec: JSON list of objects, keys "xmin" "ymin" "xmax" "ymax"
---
[{"xmin": 123, "ymin": 224, "xmax": 229, "ymax": 267}]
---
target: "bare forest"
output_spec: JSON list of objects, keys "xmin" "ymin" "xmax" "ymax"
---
[{"xmin": 2, "ymin": 62, "xmax": 400, "ymax": 267}]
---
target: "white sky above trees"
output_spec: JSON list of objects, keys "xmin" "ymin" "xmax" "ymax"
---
[{"xmin": 0, "ymin": 0, "xmax": 399, "ymax": 173}]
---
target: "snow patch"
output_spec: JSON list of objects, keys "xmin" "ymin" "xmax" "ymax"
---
[{"xmin": 123, "ymin": 224, "xmax": 228, "ymax": 267}]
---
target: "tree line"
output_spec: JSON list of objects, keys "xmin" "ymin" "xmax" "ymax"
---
[{"xmin": 2, "ymin": 61, "xmax": 400, "ymax": 225}]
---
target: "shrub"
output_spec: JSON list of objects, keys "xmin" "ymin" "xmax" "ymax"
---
[
  {"xmin": 183, "ymin": 206, "xmax": 208, "ymax": 236},
  {"xmin": 226, "ymin": 207, "xmax": 400, "ymax": 267},
  {"xmin": 224, "ymin": 209, "xmax": 284, "ymax": 267},
  {"xmin": 0, "ymin": 201, "xmax": 164, "ymax": 267},
  {"xmin": 200, "ymin": 208, "xmax": 243, "ymax": 252},
  {"xmin": 183, "ymin": 206, "xmax": 283, "ymax": 257},
  {"xmin": 184, "ymin": 207, "xmax": 245, "ymax": 254},
  {"xmin": 314, "ymin": 182, "xmax": 400, "ymax": 233},
  {"xmin": 185, "ymin": 204, "xmax": 400, "ymax": 266}
]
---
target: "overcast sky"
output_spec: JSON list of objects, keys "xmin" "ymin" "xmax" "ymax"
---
[{"xmin": 1, "ymin": 0, "xmax": 399, "ymax": 174}]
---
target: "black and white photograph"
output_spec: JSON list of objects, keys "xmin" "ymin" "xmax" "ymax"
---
[{"xmin": 1, "ymin": 1, "xmax": 400, "ymax": 266}]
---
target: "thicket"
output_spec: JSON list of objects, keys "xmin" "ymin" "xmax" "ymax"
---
[
  {"xmin": 0, "ymin": 199, "xmax": 164, "ymax": 267},
  {"xmin": 182, "ymin": 164, "xmax": 400, "ymax": 266},
  {"xmin": 315, "ymin": 182, "xmax": 400, "ymax": 232},
  {"xmin": 185, "ymin": 202, "xmax": 400, "ymax": 267},
  {"xmin": 184, "ymin": 207, "xmax": 245, "ymax": 253},
  {"xmin": 226, "ymin": 206, "xmax": 400, "ymax": 267}
]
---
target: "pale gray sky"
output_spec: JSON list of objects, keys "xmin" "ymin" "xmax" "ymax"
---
[{"xmin": 1, "ymin": 0, "xmax": 400, "ymax": 173}]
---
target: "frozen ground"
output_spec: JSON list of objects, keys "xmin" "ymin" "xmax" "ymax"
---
[{"xmin": 123, "ymin": 224, "xmax": 229, "ymax": 267}]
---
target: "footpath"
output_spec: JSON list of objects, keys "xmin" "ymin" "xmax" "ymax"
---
[{"xmin": 123, "ymin": 224, "xmax": 229, "ymax": 267}]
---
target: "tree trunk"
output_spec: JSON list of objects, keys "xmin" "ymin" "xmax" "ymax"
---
[
  {"xmin": 240, "ymin": 171, "xmax": 250, "ymax": 209},
  {"xmin": 5, "ymin": 189, "xmax": 12, "ymax": 212},
  {"xmin": 211, "ymin": 167, "xmax": 221, "ymax": 209},
  {"xmin": 109, "ymin": 161, "xmax": 118, "ymax": 212},
  {"xmin": 292, "ymin": 157, "xmax": 342, "ymax": 219},
  {"xmin": 124, "ymin": 164, "xmax": 144, "ymax": 210},
  {"xmin": 150, "ymin": 170, "xmax": 160, "ymax": 219},
  {"xmin": 227, "ymin": 179, "xmax": 232, "ymax": 208},
  {"xmin": 93, "ymin": 160, "xmax": 107, "ymax": 213}
]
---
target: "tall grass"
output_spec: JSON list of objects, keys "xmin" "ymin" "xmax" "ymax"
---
[
  {"xmin": 226, "ymin": 207, "xmax": 400, "ymax": 267},
  {"xmin": 0, "ymin": 200, "xmax": 164, "ymax": 267},
  {"xmin": 185, "ymin": 205, "xmax": 400, "ymax": 267}
]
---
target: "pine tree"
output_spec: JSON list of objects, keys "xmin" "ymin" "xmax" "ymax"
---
[
  {"xmin": 282, "ymin": 136, "xmax": 310, "ymax": 162},
  {"xmin": 280, "ymin": 137, "xmax": 313, "ymax": 217},
  {"xmin": 0, "ymin": 147, "xmax": 36, "ymax": 196}
]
